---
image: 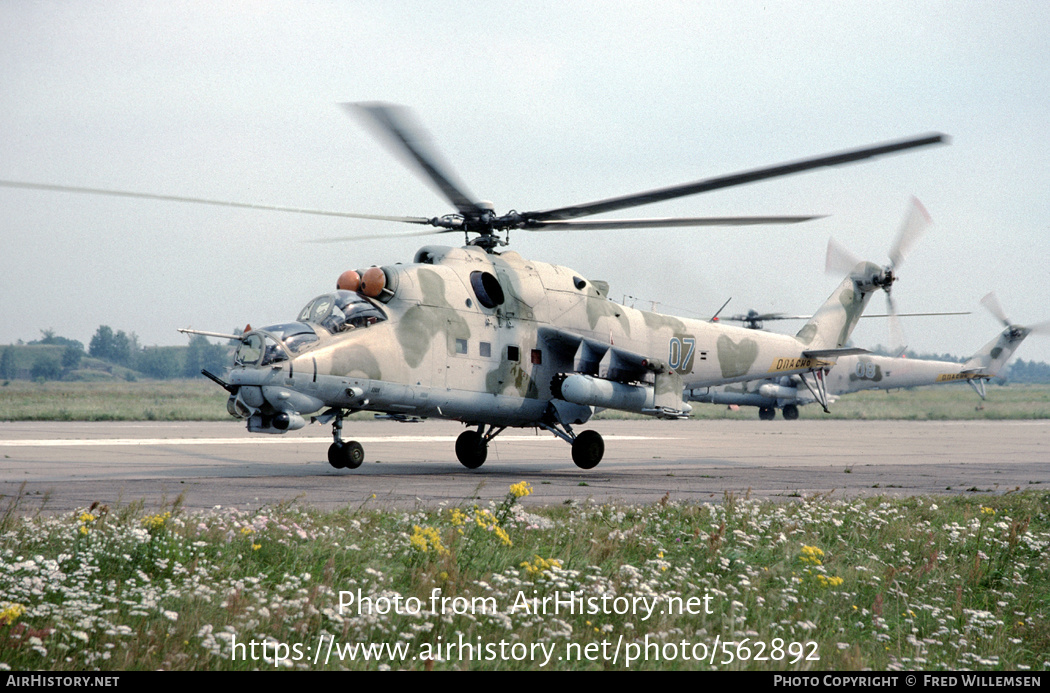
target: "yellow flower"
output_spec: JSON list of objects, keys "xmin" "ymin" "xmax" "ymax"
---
[
  {"xmin": 252, "ymin": 543, "xmax": 262, "ymax": 551},
  {"xmin": 520, "ymin": 556, "xmax": 562, "ymax": 577},
  {"xmin": 141, "ymin": 512, "xmax": 172, "ymax": 531},
  {"xmin": 240, "ymin": 526, "xmax": 255, "ymax": 535},
  {"xmin": 0, "ymin": 603, "xmax": 26, "ymax": 626},
  {"xmin": 815, "ymin": 574, "xmax": 844, "ymax": 588},
  {"xmin": 410, "ymin": 525, "xmax": 448, "ymax": 556},
  {"xmin": 799, "ymin": 545, "xmax": 825, "ymax": 566},
  {"xmin": 980, "ymin": 506, "xmax": 996, "ymax": 516},
  {"xmin": 509, "ymin": 481, "xmax": 533, "ymax": 498},
  {"xmin": 78, "ymin": 512, "xmax": 96, "ymax": 523}
]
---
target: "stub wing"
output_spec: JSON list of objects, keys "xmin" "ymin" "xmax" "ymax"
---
[{"xmin": 538, "ymin": 326, "xmax": 689, "ymax": 417}]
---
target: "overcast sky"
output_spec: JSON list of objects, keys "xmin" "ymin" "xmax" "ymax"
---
[{"xmin": 2, "ymin": 1, "xmax": 1049, "ymax": 365}]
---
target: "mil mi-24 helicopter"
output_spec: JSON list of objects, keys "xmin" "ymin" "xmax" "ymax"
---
[
  {"xmin": 697, "ymin": 291, "xmax": 1046, "ymax": 419},
  {"xmin": 0, "ymin": 104, "xmax": 947, "ymax": 469}
]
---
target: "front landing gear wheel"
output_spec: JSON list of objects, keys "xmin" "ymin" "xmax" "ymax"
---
[
  {"xmin": 758, "ymin": 406, "xmax": 776, "ymax": 421},
  {"xmin": 571, "ymin": 430, "xmax": 604, "ymax": 469},
  {"xmin": 328, "ymin": 441, "xmax": 364, "ymax": 469},
  {"xmin": 456, "ymin": 430, "xmax": 488, "ymax": 469}
]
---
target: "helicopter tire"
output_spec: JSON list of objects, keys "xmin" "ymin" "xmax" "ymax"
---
[
  {"xmin": 782, "ymin": 404, "xmax": 800, "ymax": 420},
  {"xmin": 328, "ymin": 441, "xmax": 365, "ymax": 470},
  {"xmin": 758, "ymin": 406, "xmax": 776, "ymax": 421},
  {"xmin": 455, "ymin": 430, "xmax": 488, "ymax": 469},
  {"xmin": 571, "ymin": 430, "xmax": 604, "ymax": 470}
]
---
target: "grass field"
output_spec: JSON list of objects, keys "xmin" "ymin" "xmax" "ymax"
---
[
  {"xmin": 2, "ymin": 380, "xmax": 1049, "ymax": 422},
  {"xmin": 1, "ymin": 485, "xmax": 1047, "ymax": 671}
]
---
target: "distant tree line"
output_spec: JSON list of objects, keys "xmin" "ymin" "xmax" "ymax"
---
[{"xmin": 1, "ymin": 326, "xmax": 230, "ymax": 382}]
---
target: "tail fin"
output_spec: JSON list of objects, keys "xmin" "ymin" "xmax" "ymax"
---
[
  {"xmin": 961, "ymin": 327, "xmax": 1031, "ymax": 377},
  {"xmin": 795, "ymin": 261, "xmax": 885, "ymax": 350}
]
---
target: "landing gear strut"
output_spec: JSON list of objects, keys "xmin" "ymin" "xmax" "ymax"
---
[
  {"xmin": 539, "ymin": 422, "xmax": 605, "ymax": 469},
  {"xmin": 455, "ymin": 425, "xmax": 506, "ymax": 469},
  {"xmin": 328, "ymin": 410, "xmax": 364, "ymax": 469}
]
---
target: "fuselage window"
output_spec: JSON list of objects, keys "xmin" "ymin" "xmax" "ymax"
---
[
  {"xmin": 507, "ymin": 345, "xmax": 520, "ymax": 362},
  {"xmin": 455, "ymin": 338, "xmax": 468, "ymax": 355},
  {"xmin": 479, "ymin": 342, "xmax": 492, "ymax": 358}
]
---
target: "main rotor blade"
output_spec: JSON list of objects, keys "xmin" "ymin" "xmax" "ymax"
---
[
  {"xmin": 0, "ymin": 179, "xmax": 432, "ymax": 224},
  {"xmin": 888, "ymin": 196, "xmax": 931, "ymax": 269},
  {"xmin": 308, "ymin": 227, "xmax": 461, "ymax": 243},
  {"xmin": 347, "ymin": 102, "xmax": 484, "ymax": 219},
  {"xmin": 862, "ymin": 311, "xmax": 970, "ymax": 318},
  {"xmin": 526, "ymin": 133, "xmax": 949, "ymax": 222},
  {"xmin": 525, "ymin": 215, "xmax": 823, "ymax": 231}
]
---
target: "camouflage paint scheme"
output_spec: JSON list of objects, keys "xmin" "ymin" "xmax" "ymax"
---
[
  {"xmin": 691, "ymin": 322, "xmax": 1032, "ymax": 415},
  {"xmin": 224, "ymin": 243, "xmax": 888, "ymax": 432}
]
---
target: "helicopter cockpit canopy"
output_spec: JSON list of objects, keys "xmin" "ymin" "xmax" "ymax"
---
[
  {"xmin": 297, "ymin": 290, "xmax": 387, "ymax": 335},
  {"xmin": 235, "ymin": 322, "xmax": 319, "ymax": 367}
]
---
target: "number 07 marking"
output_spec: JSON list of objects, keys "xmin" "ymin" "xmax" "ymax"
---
[{"xmin": 668, "ymin": 336, "xmax": 696, "ymax": 373}]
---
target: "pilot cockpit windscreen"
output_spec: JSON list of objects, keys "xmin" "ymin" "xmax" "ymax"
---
[
  {"xmin": 297, "ymin": 291, "xmax": 386, "ymax": 334},
  {"xmin": 234, "ymin": 323, "xmax": 318, "ymax": 367}
]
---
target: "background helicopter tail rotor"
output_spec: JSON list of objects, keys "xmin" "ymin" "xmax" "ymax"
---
[{"xmin": 980, "ymin": 292, "xmax": 1050, "ymax": 338}]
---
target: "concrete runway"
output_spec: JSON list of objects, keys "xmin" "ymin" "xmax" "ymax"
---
[{"xmin": 1, "ymin": 419, "xmax": 1048, "ymax": 514}]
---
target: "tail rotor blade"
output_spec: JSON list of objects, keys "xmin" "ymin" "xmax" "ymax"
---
[
  {"xmin": 888, "ymin": 196, "xmax": 932, "ymax": 269},
  {"xmin": 980, "ymin": 292, "xmax": 1011, "ymax": 328},
  {"xmin": 887, "ymin": 293, "xmax": 906, "ymax": 354},
  {"xmin": 1025, "ymin": 320, "xmax": 1050, "ymax": 336},
  {"xmin": 826, "ymin": 237, "xmax": 862, "ymax": 276}
]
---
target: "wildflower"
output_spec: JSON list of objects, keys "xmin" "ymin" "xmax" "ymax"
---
[
  {"xmin": 0, "ymin": 603, "xmax": 26, "ymax": 626},
  {"xmin": 980, "ymin": 506, "xmax": 996, "ymax": 516},
  {"xmin": 240, "ymin": 526, "xmax": 255, "ymax": 536},
  {"xmin": 799, "ymin": 545, "xmax": 825, "ymax": 566},
  {"xmin": 493, "ymin": 525, "xmax": 513, "ymax": 547},
  {"xmin": 520, "ymin": 556, "xmax": 562, "ymax": 577},
  {"xmin": 815, "ymin": 574, "xmax": 844, "ymax": 588},
  {"xmin": 252, "ymin": 543, "xmax": 262, "ymax": 551},
  {"xmin": 141, "ymin": 512, "xmax": 172, "ymax": 532},
  {"xmin": 510, "ymin": 481, "xmax": 533, "ymax": 498},
  {"xmin": 409, "ymin": 525, "xmax": 448, "ymax": 556}
]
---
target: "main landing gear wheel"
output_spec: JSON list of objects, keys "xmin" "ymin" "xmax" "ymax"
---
[
  {"xmin": 456, "ymin": 430, "xmax": 488, "ymax": 469},
  {"xmin": 758, "ymin": 406, "xmax": 776, "ymax": 421},
  {"xmin": 782, "ymin": 404, "xmax": 800, "ymax": 420},
  {"xmin": 329, "ymin": 440, "xmax": 364, "ymax": 469},
  {"xmin": 571, "ymin": 430, "xmax": 604, "ymax": 470}
]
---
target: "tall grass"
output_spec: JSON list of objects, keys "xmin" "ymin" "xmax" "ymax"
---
[
  {"xmin": 0, "ymin": 380, "xmax": 229, "ymax": 421},
  {"xmin": 3, "ymin": 381, "xmax": 1049, "ymax": 423},
  {"xmin": 2, "ymin": 486, "xmax": 1047, "ymax": 670}
]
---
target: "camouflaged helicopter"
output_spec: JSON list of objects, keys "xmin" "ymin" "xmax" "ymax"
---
[
  {"xmin": 1, "ymin": 104, "xmax": 948, "ymax": 470},
  {"xmin": 696, "ymin": 291, "xmax": 1047, "ymax": 419}
]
